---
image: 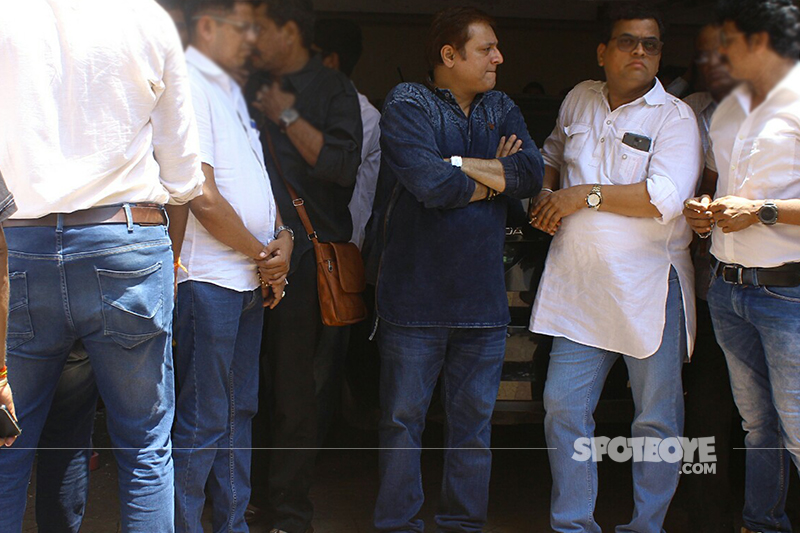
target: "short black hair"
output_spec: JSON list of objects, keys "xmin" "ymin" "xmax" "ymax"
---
[
  {"xmin": 260, "ymin": 0, "xmax": 314, "ymax": 49},
  {"xmin": 599, "ymin": 2, "xmax": 666, "ymax": 44},
  {"xmin": 716, "ymin": 0, "xmax": 800, "ymax": 58},
  {"xmin": 426, "ymin": 6, "xmax": 497, "ymax": 71},
  {"xmin": 314, "ymin": 19, "xmax": 363, "ymax": 77}
]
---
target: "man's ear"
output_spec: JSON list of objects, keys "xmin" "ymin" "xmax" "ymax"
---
[
  {"xmin": 195, "ymin": 15, "xmax": 216, "ymax": 45},
  {"xmin": 321, "ymin": 52, "xmax": 340, "ymax": 71},
  {"xmin": 597, "ymin": 43, "xmax": 607, "ymax": 67},
  {"xmin": 441, "ymin": 44, "xmax": 457, "ymax": 68},
  {"xmin": 748, "ymin": 31, "xmax": 770, "ymax": 53},
  {"xmin": 284, "ymin": 20, "xmax": 301, "ymax": 47}
]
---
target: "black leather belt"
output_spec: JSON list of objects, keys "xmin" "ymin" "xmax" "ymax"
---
[
  {"xmin": 3, "ymin": 204, "xmax": 167, "ymax": 228},
  {"xmin": 711, "ymin": 258, "xmax": 800, "ymax": 287}
]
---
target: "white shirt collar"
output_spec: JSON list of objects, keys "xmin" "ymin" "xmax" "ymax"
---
[
  {"xmin": 590, "ymin": 78, "xmax": 667, "ymax": 108},
  {"xmin": 185, "ymin": 45, "xmax": 236, "ymax": 95},
  {"xmin": 731, "ymin": 61, "xmax": 800, "ymax": 114}
]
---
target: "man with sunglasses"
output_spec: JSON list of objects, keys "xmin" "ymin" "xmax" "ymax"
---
[
  {"xmin": 683, "ymin": 2, "xmax": 800, "ymax": 532},
  {"xmin": 172, "ymin": 2, "xmax": 291, "ymax": 531},
  {"xmin": 529, "ymin": 3, "xmax": 702, "ymax": 531}
]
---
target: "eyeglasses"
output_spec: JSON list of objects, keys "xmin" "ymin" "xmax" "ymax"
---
[
  {"xmin": 194, "ymin": 15, "xmax": 261, "ymax": 37},
  {"xmin": 695, "ymin": 51, "xmax": 722, "ymax": 65},
  {"xmin": 610, "ymin": 34, "xmax": 663, "ymax": 55}
]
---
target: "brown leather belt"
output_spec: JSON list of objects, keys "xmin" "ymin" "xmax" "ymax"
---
[
  {"xmin": 3, "ymin": 204, "xmax": 167, "ymax": 228},
  {"xmin": 711, "ymin": 258, "xmax": 800, "ymax": 287}
]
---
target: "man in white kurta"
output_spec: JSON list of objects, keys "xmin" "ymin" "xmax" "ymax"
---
[{"xmin": 528, "ymin": 5, "xmax": 702, "ymax": 532}]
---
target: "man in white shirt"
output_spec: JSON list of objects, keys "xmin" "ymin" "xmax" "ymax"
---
[
  {"xmin": 0, "ymin": 1, "xmax": 205, "ymax": 531},
  {"xmin": 683, "ymin": 2, "xmax": 800, "ymax": 532},
  {"xmin": 529, "ymin": 4, "xmax": 702, "ymax": 531},
  {"xmin": 172, "ymin": 1, "xmax": 291, "ymax": 532}
]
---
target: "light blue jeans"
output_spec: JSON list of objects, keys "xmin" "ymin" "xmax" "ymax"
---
[
  {"xmin": 543, "ymin": 269, "xmax": 685, "ymax": 533},
  {"xmin": 172, "ymin": 281, "xmax": 263, "ymax": 533},
  {"xmin": 0, "ymin": 220, "xmax": 176, "ymax": 532},
  {"xmin": 707, "ymin": 273, "xmax": 800, "ymax": 533},
  {"xmin": 374, "ymin": 322, "xmax": 507, "ymax": 533}
]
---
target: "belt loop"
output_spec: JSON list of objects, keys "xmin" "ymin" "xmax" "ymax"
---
[
  {"xmin": 56, "ymin": 213, "xmax": 64, "ymax": 234},
  {"xmin": 752, "ymin": 268, "xmax": 759, "ymax": 287},
  {"xmin": 123, "ymin": 203, "xmax": 133, "ymax": 233}
]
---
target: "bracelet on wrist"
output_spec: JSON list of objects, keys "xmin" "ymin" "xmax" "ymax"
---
[
  {"xmin": 541, "ymin": 187, "xmax": 554, "ymax": 194},
  {"xmin": 0, "ymin": 365, "xmax": 7, "ymax": 380},
  {"xmin": 274, "ymin": 225, "xmax": 295, "ymax": 242}
]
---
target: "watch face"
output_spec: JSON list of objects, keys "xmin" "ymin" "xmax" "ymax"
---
[
  {"xmin": 587, "ymin": 193, "xmax": 601, "ymax": 208},
  {"xmin": 759, "ymin": 204, "xmax": 779, "ymax": 225}
]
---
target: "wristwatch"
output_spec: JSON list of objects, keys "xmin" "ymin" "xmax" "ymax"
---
[
  {"xmin": 279, "ymin": 107, "xmax": 300, "ymax": 132},
  {"xmin": 586, "ymin": 184, "xmax": 602, "ymax": 209},
  {"xmin": 274, "ymin": 225, "xmax": 295, "ymax": 241},
  {"xmin": 450, "ymin": 155, "xmax": 463, "ymax": 168},
  {"xmin": 758, "ymin": 200, "xmax": 779, "ymax": 225}
]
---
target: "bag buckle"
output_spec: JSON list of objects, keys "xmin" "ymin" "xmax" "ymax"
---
[
  {"xmin": 292, "ymin": 198, "xmax": 304, "ymax": 207},
  {"xmin": 307, "ymin": 231, "xmax": 318, "ymax": 241}
]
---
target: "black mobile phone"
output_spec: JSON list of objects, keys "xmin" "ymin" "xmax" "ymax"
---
[
  {"xmin": 0, "ymin": 404, "xmax": 21, "ymax": 439},
  {"xmin": 622, "ymin": 132, "xmax": 652, "ymax": 152}
]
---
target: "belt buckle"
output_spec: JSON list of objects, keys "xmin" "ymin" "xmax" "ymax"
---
[{"xmin": 722, "ymin": 265, "xmax": 743, "ymax": 285}]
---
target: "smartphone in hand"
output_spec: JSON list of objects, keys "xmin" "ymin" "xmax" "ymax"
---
[{"xmin": 0, "ymin": 404, "xmax": 21, "ymax": 439}]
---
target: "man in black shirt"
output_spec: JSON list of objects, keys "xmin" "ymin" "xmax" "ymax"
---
[{"xmin": 246, "ymin": 1, "xmax": 362, "ymax": 532}]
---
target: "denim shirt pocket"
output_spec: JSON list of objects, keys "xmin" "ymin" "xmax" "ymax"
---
[
  {"xmin": 7, "ymin": 272, "xmax": 34, "ymax": 350},
  {"xmin": 97, "ymin": 262, "xmax": 166, "ymax": 349}
]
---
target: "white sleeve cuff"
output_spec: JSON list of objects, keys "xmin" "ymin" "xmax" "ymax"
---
[{"xmin": 646, "ymin": 174, "xmax": 682, "ymax": 224}]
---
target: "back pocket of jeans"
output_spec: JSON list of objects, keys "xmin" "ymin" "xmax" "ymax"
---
[
  {"xmin": 7, "ymin": 272, "xmax": 34, "ymax": 350},
  {"xmin": 97, "ymin": 262, "xmax": 165, "ymax": 349}
]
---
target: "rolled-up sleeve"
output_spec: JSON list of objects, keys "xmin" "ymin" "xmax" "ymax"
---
[
  {"xmin": 381, "ymin": 96, "xmax": 476, "ymax": 210},
  {"xmin": 150, "ymin": 34, "xmax": 205, "ymax": 205},
  {"xmin": 647, "ymin": 110, "xmax": 703, "ymax": 223},
  {"xmin": 498, "ymin": 104, "xmax": 544, "ymax": 199},
  {"xmin": 309, "ymin": 80, "xmax": 363, "ymax": 187}
]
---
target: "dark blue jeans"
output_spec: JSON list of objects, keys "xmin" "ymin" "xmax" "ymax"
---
[
  {"xmin": 172, "ymin": 281, "xmax": 263, "ymax": 533},
  {"xmin": 708, "ymin": 274, "xmax": 800, "ymax": 533},
  {"xmin": 0, "ymin": 221, "xmax": 176, "ymax": 532},
  {"xmin": 374, "ymin": 322, "xmax": 506, "ymax": 533},
  {"xmin": 36, "ymin": 344, "xmax": 99, "ymax": 533}
]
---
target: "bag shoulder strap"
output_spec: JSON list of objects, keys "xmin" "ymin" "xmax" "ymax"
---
[{"xmin": 264, "ymin": 128, "xmax": 319, "ymax": 244}]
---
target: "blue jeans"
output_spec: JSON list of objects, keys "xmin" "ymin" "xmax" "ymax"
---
[
  {"xmin": 707, "ymin": 274, "xmax": 800, "ymax": 533},
  {"xmin": 374, "ymin": 322, "xmax": 506, "ymax": 533},
  {"xmin": 0, "ymin": 220, "xmax": 176, "ymax": 532},
  {"xmin": 544, "ymin": 271, "xmax": 685, "ymax": 533},
  {"xmin": 173, "ymin": 281, "xmax": 263, "ymax": 533},
  {"xmin": 36, "ymin": 343, "xmax": 99, "ymax": 533}
]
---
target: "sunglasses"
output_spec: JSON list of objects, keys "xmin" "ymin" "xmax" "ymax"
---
[{"xmin": 610, "ymin": 34, "xmax": 663, "ymax": 56}]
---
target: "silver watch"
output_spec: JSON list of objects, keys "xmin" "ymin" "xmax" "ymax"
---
[
  {"xmin": 274, "ymin": 225, "xmax": 294, "ymax": 241},
  {"xmin": 279, "ymin": 108, "xmax": 300, "ymax": 132}
]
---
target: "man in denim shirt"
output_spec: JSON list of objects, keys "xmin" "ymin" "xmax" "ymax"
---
[{"xmin": 373, "ymin": 7, "xmax": 543, "ymax": 531}]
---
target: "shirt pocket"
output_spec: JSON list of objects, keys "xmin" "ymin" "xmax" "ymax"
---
[
  {"xmin": 563, "ymin": 123, "xmax": 592, "ymax": 164},
  {"xmin": 609, "ymin": 137, "xmax": 651, "ymax": 185}
]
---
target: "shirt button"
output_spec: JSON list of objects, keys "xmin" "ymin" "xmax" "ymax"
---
[
  {"xmin": 622, "ymin": 154, "xmax": 628, "ymax": 159},
  {"xmin": 731, "ymin": 165, "xmax": 736, "ymax": 171},
  {"xmin": 600, "ymin": 137, "xmax": 605, "ymax": 143},
  {"xmin": 606, "ymin": 120, "xmax": 611, "ymax": 125}
]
